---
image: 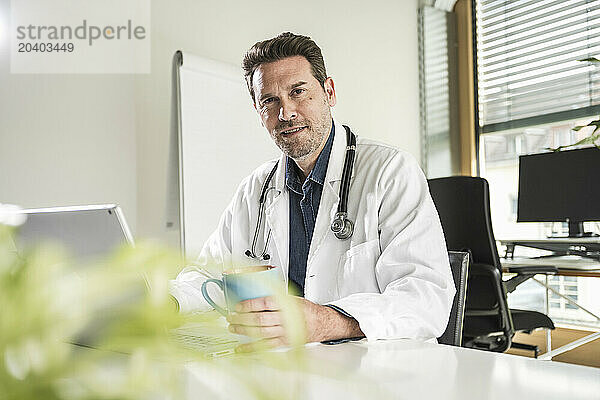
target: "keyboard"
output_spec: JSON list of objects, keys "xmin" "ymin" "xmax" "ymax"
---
[{"xmin": 171, "ymin": 331, "xmax": 238, "ymax": 358}]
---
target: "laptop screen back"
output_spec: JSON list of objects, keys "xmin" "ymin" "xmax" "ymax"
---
[{"xmin": 13, "ymin": 205, "xmax": 132, "ymax": 262}]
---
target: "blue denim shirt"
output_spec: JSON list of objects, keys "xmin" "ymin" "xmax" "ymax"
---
[{"xmin": 286, "ymin": 124, "xmax": 335, "ymax": 296}]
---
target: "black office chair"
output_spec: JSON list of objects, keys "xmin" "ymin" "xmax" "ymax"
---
[
  {"xmin": 428, "ymin": 176, "xmax": 556, "ymax": 356},
  {"xmin": 437, "ymin": 251, "xmax": 470, "ymax": 347}
]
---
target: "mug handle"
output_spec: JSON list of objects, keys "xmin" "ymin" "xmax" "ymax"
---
[{"xmin": 201, "ymin": 278, "xmax": 227, "ymax": 316}]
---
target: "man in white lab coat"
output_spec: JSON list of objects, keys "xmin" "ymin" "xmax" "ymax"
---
[{"xmin": 170, "ymin": 32, "xmax": 455, "ymax": 349}]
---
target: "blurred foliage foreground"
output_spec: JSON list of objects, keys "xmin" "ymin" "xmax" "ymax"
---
[{"xmin": 0, "ymin": 223, "xmax": 363, "ymax": 400}]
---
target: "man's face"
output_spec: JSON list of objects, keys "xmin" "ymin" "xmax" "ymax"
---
[{"xmin": 252, "ymin": 56, "xmax": 336, "ymax": 161}]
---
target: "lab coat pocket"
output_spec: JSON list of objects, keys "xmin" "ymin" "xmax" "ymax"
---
[{"xmin": 337, "ymin": 239, "xmax": 381, "ymax": 296}]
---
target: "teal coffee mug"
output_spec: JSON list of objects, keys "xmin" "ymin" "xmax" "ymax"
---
[{"xmin": 201, "ymin": 265, "xmax": 283, "ymax": 316}]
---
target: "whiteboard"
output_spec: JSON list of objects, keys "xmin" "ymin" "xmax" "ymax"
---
[{"xmin": 171, "ymin": 51, "xmax": 279, "ymax": 257}]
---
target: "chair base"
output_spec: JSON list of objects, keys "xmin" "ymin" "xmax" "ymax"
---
[
  {"xmin": 463, "ymin": 334, "xmax": 510, "ymax": 353},
  {"xmin": 511, "ymin": 341, "xmax": 539, "ymax": 358}
]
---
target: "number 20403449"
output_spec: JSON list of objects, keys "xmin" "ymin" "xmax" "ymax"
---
[{"xmin": 17, "ymin": 42, "xmax": 74, "ymax": 52}]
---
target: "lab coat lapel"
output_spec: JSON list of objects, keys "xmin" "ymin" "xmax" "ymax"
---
[
  {"xmin": 307, "ymin": 120, "xmax": 347, "ymax": 266},
  {"xmin": 265, "ymin": 154, "xmax": 289, "ymax": 279}
]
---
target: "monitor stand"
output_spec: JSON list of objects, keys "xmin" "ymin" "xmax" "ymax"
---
[
  {"xmin": 567, "ymin": 221, "xmax": 600, "ymax": 238},
  {"xmin": 547, "ymin": 221, "xmax": 600, "ymax": 238}
]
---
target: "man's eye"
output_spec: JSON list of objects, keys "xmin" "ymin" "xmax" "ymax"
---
[
  {"xmin": 292, "ymin": 88, "xmax": 305, "ymax": 96},
  {"xmin": 262, "ymin": 98, "xmax": 275, "ymax": 106}
]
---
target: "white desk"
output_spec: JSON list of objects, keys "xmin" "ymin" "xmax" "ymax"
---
[
  {"xmin": 501, "ymin": 255, "xmax": 600, "ymax": 359},
  {"xmin": 184, "ymin": 340, "xmax": 600, "ymax": 400},
  {"xmin": 500, "ymin": 238, "xmax": 600, "ymax": 259},
  {"xmin": 502, "ymin": 255, "xmax": 600, "ymax": 277}
]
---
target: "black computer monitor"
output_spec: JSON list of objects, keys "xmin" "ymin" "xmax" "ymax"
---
[{"xmin": 517, "ymin": 147, "xmax": 600, "ymax": 237}]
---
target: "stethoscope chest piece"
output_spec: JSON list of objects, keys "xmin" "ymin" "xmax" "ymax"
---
[{"xmin": 331, "ymin": 211, "xmax": 354, "ymax": 240}]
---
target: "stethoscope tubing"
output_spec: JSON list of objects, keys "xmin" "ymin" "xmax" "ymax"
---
[
  {"xmin": 338, "ymin": 126, "xmax": 356, "ymax": 214},
  {"xmin": 246, "ymin": 162, "xmax": 278, "ymax": 260}
]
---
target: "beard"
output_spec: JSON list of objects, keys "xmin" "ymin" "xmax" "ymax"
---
[{"xmin": 269, "ymin": 105, "xmax": 332, "ymax": 161}]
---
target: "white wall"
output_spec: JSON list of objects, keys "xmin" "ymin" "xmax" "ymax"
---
[
  {"xmin": 0, "ymin": 0, "xmax": 138, "ymax": 233},
  {"xmin": 137, "ymin": 0, "xmax": 421, "ymax": 243},
  {"xmin": 0, "ymin": 0, "xmax": 422, "ymax": 244}
]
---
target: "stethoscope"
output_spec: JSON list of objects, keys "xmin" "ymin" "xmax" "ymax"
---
[{"xmin": 245, "ymin": 125, "xmax": 356, "ymax": 261}]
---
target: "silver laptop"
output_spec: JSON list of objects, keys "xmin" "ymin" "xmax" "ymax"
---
[
  {"xmin": 11, "ymin": 204, "xmax": 240, "ymax": 356},
  {"xmin": 13, "ymin": 204, "xmax": 134, "ymax": 262}
]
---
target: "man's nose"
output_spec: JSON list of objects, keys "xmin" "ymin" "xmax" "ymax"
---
[{"xmin": 278, "ymin": 99, "xmax": 297, "ymax": 121}]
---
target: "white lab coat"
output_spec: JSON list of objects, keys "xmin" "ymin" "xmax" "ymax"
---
[{"xmin": 170, "ymin": 120, "xmax": 455, "ymax": 341}]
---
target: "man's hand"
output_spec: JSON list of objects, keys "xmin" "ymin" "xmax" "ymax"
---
[{"xmin": 226, "ymin": 296, "xmax": 364, "ymax": 351}]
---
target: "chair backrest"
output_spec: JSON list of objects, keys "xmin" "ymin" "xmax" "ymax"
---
[
  {"xmin": 428, "ymin": 176, "xmax": 506, "ymax": 311},
  {"xmin": 427, "ymin": 176, "xmax": 502, "ymax": 269},
  {"xmin": 428, "ymin": 176, "xmax": 514, "ymax": 341},
  {"xmin": 437, "ymin": 251, "xmax": 470, "ymax": 346}
]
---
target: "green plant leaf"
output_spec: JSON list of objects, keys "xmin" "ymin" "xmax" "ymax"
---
[
  {"xmin": 547, "ymin": 116, "xmax": 600, "ymax": 151},
  {"xmin": 547, "ymin": 133, "xmax": 600, "ymax": 152},
  {"xmin": 578, "ymin": 57, "xmax": 600, "ymax": 63}
]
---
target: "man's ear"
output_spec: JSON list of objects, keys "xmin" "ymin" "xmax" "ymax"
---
[{"xmin": 324, "ymin": 77, "xmax": 337, "ymax": 107}]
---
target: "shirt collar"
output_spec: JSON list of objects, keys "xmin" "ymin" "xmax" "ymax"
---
[{"xmin": 285, "ymin": 122, "xmax": 335, "ymax": 192}]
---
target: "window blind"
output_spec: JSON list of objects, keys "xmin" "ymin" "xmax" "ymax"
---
[
  {"xmin": 419, "ymin": 6, "xmax": 458, "ymax": 177},
  {"xmin": 476, "ymin": 0, "xmax": 600, "ymax": 133}
]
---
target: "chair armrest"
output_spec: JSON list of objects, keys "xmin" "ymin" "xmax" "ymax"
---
[
  {"xmin": 503, "ymin": 265, "xmax": 558, "ymax": 293},
  {"xmin": 467, "ymin": 263, "xmax": 514, "ymax": 350},
  {"xmin": 506, "ymin": 265, "xmax": 558, "ymax": 275},
  {"xmin": 470, "ymin": 263, "xmax": 507, "ymax": 304},
  {"xmin": 469, "ymin": 264, "xmax": 511, "ymax": 316}
]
